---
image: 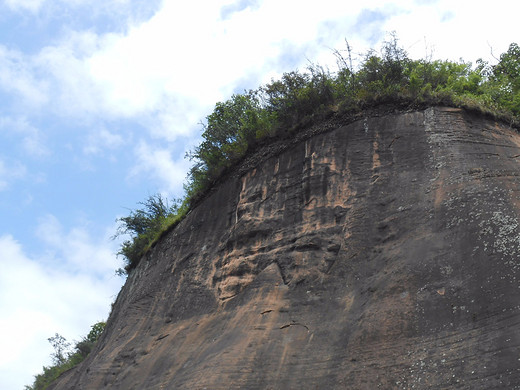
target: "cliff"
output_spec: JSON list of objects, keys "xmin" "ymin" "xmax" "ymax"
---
[{"xmin": 50, "ymin": 107, "xmax": 520, "ymax": 389}]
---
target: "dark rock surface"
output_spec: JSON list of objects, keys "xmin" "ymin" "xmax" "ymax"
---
[{"xmin": 50, "ymin": 107, "xmax": 520, "ymax": 389}]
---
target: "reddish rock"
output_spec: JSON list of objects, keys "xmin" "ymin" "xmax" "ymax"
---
[{"xmin": 50, "ymin": 107, "xmax": 520, "ymax": 389}]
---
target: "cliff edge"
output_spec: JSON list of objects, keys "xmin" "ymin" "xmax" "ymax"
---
[{"xmin": 50, "ymin": 107, "xmax": 520, "ymax": 389}]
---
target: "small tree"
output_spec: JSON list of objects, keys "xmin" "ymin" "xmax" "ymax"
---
[
  {"xmin": 26, "ymin": 322, "xmax": 106, "ymax": 390},
  {"xmin": 74, "ymin": 321, "xmax": 106, "ymax": 358},
  {"xmin": 115, "ymin": 194, "xmax": 181, "ymax": 272},
  {"xmin": 48, "ymin": 334, "xmax": 70, "ymax": 366}
]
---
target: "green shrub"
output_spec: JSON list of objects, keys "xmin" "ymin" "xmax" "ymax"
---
[
  {"xmin": 25, "ymin": 322, "xmax": 106, "ymax": 390},
  {"xmin": 114, "ymin": 194, "xmax": 185, "ymax": 272}
]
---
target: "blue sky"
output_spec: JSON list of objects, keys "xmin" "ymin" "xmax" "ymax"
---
[{"xmin": 0, "ymin": 0, "xmax": 516, "ymax": 388}]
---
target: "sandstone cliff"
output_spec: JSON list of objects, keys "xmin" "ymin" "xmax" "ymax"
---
[{"xmin": 50, "ymin": 107, "xmax": 520, "ymax": 389}]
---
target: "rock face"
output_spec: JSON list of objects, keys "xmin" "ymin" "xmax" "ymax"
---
[{"xmin": 51, "ymin": 107, "xmax": 520, "ymax": 389}]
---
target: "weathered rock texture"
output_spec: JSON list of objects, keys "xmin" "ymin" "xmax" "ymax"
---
[{"xmin": 51, "ymin": 107, "xmax": 520, "ymax": 389}]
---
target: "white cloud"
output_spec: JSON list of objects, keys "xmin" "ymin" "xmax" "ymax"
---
[
  {"xmin": 0, "ymin": 219, "xmax": 123, "ymax": 389},
  {"xmin": 0, "ymin": 45, "xmax": 49, "ymax": 107},
  {"xmin": 0, "ymin": 1, "xmax": 393, "ymax": 143},
  {"xmin": 3, "ymin": 0, "xmax": 45, "ymax": 12},
  {"xmin": 0, "ymin": 116, "xmax": 49, "ymax": 157},
  {"xmin": 0, "ymin": 159, "xmax": 26, "ymax": 191},
  {"xmin": 83, "ymin": 127, "xmax": 125, "ymax": 155},
  {"xmin": 34, "ymin": 30, "xmax": 107, "ymax": 116},
  {"xmin": 3, "ymin": 0, "xmax": 142, "ymax": 15},
  {"xmin": 130, "ymin": 140, "xmax": 192, "ymax": 195},
  {"xmin": 382, "ymin": 0, "xmax": 517, "ymax": 63},
  {"xmin": 35, "ymin": 214, "xmax": 121, "ymax": 275},
  {"xmin": 1, "ymin": 0, "xmax": 517, "ymax": 145}
]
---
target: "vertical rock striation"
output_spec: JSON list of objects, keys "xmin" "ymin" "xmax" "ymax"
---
[{"xmin": 51, "ymin": 107, "xmax": 520, "ymax": 389}]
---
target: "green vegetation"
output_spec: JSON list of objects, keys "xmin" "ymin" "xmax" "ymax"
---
[
  {"xmin": 114, "ymin": 194, "xmax": 187, "ymax": 272},
  {"xmin": 25, "ymin": 322, "xmax": 106, "ymax": 390},
  {"xmin": 118, "ymin": 37, "xmax": 520, "ymax": 273}
]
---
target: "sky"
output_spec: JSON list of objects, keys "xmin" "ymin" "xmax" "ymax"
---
[{"xmin": 0, "ymin": 0, "xmax": 516, "ymax": 388}]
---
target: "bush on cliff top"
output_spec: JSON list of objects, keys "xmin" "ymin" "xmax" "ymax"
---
[
  {"xmin": 118, "ymin": 37, "xmax": 520, "ymax": 272},
  {"xmin": 186, "ymin": 38, "xmax": 520, "ymax": 206}
]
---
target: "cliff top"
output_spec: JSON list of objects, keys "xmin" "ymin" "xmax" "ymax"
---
[{"xmin": 115, "ymin": 39, "xmax": 520, "ymax": 273}]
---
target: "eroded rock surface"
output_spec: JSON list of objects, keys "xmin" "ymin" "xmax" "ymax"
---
[{"xmin": 50, "ymin": 107, "xmax": 520, "ymax": 389}]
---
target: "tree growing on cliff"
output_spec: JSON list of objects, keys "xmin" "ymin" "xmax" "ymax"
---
[
  {"xmin": 487, "ymin": 43, "xmax": 520, "ymax": 115},
  {"xmin": 26, "ymin": 322, "xmax": 106, "ymax": 390},
  {"xmin": 115, "ymin": 194, "xmax": 184, "ymax": 271}
]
